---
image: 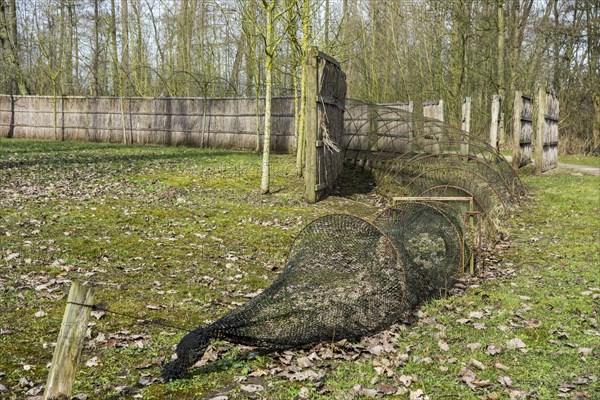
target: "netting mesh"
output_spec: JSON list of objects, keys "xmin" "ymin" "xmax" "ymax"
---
[
  {"xmin": 374, "ymin": 202, "xmax": 467, "ymax": 312},
  {"xmin": 163, "ymin": 214, "xmax": 407, "ymax": 380},
  {"xmin": 343, "ymin": 100, "xmax": 525, "ymax": 239}
]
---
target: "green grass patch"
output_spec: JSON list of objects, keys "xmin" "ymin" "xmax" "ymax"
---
[
  {"xmin": 557, "ymin": 154, "xmax": 600, "ymax": 167},
  {"xmin": 1, "ymin": 139, "xmax": 598, "ymax": 399}
]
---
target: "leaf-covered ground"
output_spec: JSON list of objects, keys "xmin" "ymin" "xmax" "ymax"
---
[{"xmin": 0, "ymin": 139, "xmax": 598, "ymax": 399}]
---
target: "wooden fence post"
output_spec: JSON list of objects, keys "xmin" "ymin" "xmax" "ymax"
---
[
  {"xmin": 44, "ymin": 282, "xmax": 94, "ymax": 400},
  {"xmin": 368, "ymin": 104, "xmax": 378, "ymax": 152},
  {"xmin": 512, "ymin": 91, "xmax": 523, "ymax": 167},
  {"xmin": 489, "ymin": 94, "xmax": 501, "ymax": 152},
  {"xmin": 406, "ymin": 101, "xmax": 414, "ymax": 152},
  {"xmin": 304, "ymin": 46, "xmax": 319, "ymax": 203},
  {"xmin": 461, "ymin": 97, "xmax": 472, "ymax": 157},
  {"xmin": 423, "ymin": 100, "xmax": 444, "ymax": 153},
  {"xmin": 535, "ymin": 87, "xmax": 546, "ymax": 174}
]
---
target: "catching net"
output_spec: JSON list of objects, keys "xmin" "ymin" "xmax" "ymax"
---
[
  {"xmin": 374, "ymin": 201, "xmax": 467, "ymax": 312},
  {"xmin": 161, "ymin": 101, "xmax": 518, "ymax": 380},
  {"xmin": 163, "ymin": 214, "xmax": 406, "ymax": 380}
]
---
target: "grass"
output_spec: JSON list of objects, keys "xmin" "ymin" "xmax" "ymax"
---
[
  {"xmin": 557, "ymin": 154, "xmax": 600, "ymax": 168},
  {"xmin": 1, "ymin": 138, "xmax": 598, "ymax": 399},
  {"xmin": 500, "ymin": 148, "xmax": 599, "ymax": 168}
]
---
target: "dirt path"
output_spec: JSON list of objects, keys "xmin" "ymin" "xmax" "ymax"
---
[
  {"xmin": 503, "ymin": 155, "xmax": 600, "ymax": 176},
  {"xmin": 556, "ymin": 162, "xmax": 600, "ymax": 176}
]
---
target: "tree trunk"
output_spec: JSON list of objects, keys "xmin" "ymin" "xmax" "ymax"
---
[
  {"xmin": 324, "ymin": 0, "xmax": 329, "ymax": 46},
  {"xmin": 296, "ymin": 0, "xmax": 310, "ymax": 176},
  {"xmin": 93, "ymin": 0, "xmax": 99, "ymax": 96},
  {"xmin": 109, "ymin": 0, "xmax": 119, "ymax": 95},
  {"xmin": 1, "ymin": 0, "xmax": 28, "ymax": 94},
  {"xmin": 121, "ymin": 0, "xmax": 129, "ymax": 95},
  {"xmin": 260, "ymin": 0, "xmax": 276, "ymax": 195}
]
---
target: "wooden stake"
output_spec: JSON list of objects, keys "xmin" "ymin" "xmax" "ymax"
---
[
  {"xmin": 44, "ymin": 282, "xmax": 94, "ymax": 400},
  {"xmin": 461, "ymin": 97, "xmax": 472, "ymax": 158},
  {"xmin": 512, "ymin": 91, "xmax": 523, "ymax": 168},
  {"xmin": 304, "ymin": 46, "xmax": 319, "ymax": 203},
  {"xmin": 490, "ymin": 94, "xmax": 501, "ymax": 151},
  {"xmin": 535, "ymin": 87, "xmax": 547, "ymax": 174}
]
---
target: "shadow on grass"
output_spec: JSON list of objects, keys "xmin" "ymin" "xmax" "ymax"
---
[{"xmin": 334, "ymin": 165, "xmax": 377, "ymax": 197}]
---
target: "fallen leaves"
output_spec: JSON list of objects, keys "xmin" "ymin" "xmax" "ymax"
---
[
  {"xmin": 351, "ymin": 384, "xmax": 378, "ymax": 398},
  {"xmin": 350, "ymin": 383, "xmax": 415, "ymax": 398},
  {"xmin": 460, "ymin": 367, "xmax": 491, "ymax": 389},
  {"xmin": 469, "ymin": 311, "xmax": 485, "ymax": 319},
  {"xmin": 498, "ymin": 375, "xmax": 513, "ymax": 387},
  {"xmin": 506, "ymin": 338, "xmax": 527, "ymax": 352},
  {"xmin": 90, "ymin": 310, "xmax": 105, "ymax": 320},
  {"xmin": 4, "ymin": 252, "xmax": 20, "ymax": 261},
  {"xmin": 85, "ymin": 356, "xmax": 100, "ymax": 368},
  {"xmin": 296, "ymin": 356, "xmax": 313, "ymax": 369},
  {"xmin": 577, "ymin": 347, "xmax": 593, "ymax": 356},
  {"xmin": 494, "ymin": 362, "xmax": 510, "ymax": 372},
  {"xmin": 437, "ymin": 340, "xmax": 449, "ymax": 352},
  {"xmin": 467, "ymin": 342, "xmax": 482, "ymax": 352},
  {"xmin": 397, "ymin": 374, "xmax": 414, "ymax": 387},
  {"xmin": 240, "ymin": 383, "xmax": 264, "ymax": 393},
  {"xmin": 487, "ymin": 344, "xmax": 503, "ymax": 355},
  {"xmin": 469, "ymin": 358, "xmax": 485, "ymax": 370},
  {"xmin": 557, "ymin": 376, "xmax": 598, "ymax": 398}
]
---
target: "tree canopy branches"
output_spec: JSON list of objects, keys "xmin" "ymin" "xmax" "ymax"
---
[{"xmin": 0, "ymin": 0, "xmax": 597, "ymax": 152}]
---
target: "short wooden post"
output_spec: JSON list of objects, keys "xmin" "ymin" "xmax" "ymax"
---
[
  {"xmin": 468, "ymin": 198, "xmax": 475, "ymax": 275},
  {"xmin": 490, "ymin": 94, "xmax": 501, "ymax": 151},
  {"xmin": 44, "ymin": 282, "xmax": 94, "ymax": 400},
  {"xmin": 368, "ymin": 104, "xmax": 378, "ymax": 151},
  {"xmin": 406, "ymin": 101, "xmax": 414, "ymax": 152},
  {"xmin": 461, "ymin": 97, "xmax": 472, "ymax": 157},
  {"xmin": 534, "ymin": 87, "xmax": 546, "ymax": 174},
  {"xmin": 423, "ymin": 100, "xmax": 444, "ymax": 153},
  {"xmin": 304, "ymin": 46, "xmax": 319, "ymax": 203},
  {"xmin": 512, "ymin": 91, "xmax": 523, "ymax": 167}
]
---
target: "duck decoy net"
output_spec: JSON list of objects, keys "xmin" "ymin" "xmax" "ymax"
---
[{"xmin": 163, "ymin": 205, "xmax": 467, "ymax": 380}]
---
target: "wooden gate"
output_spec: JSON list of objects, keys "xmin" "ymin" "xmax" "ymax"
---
[{"xmin": 304, "ymin": 47, "xmax": 347, "ymax": 203}]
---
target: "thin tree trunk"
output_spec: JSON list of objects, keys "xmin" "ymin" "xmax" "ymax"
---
[
  {"xmin": 121, "ymin": 0, "xmax": 129, "ymax": 94},
  {"xmin": 260, "ymin": 0, "xmax": 276, "ymax": 194},
  {"xmin": 324, "ymin": 0, "xmax": 329, "ymax": 45},
  {"xmin": 261, "ymin": 61, "xmax": 273, "ymax": 194},
  {"xmin": 109, "ymin": 0, "xmax": 119, "ymax": 95},
  {"xmin": 93, "ymin": 0, "xmax": 99, "ymax": 96},
  {"xmin": 296, "ymin": 0, "xmax": 310, "ymax": 176}
]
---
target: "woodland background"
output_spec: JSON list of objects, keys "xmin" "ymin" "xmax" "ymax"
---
[{"xmin": 0, "ymin": 0, "xmax": 598, "ymax": 153}]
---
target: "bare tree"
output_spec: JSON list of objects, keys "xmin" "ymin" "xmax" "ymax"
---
[{"xmin": 259, "ymin": 0, "xmax": 292, "ymax": 194}]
